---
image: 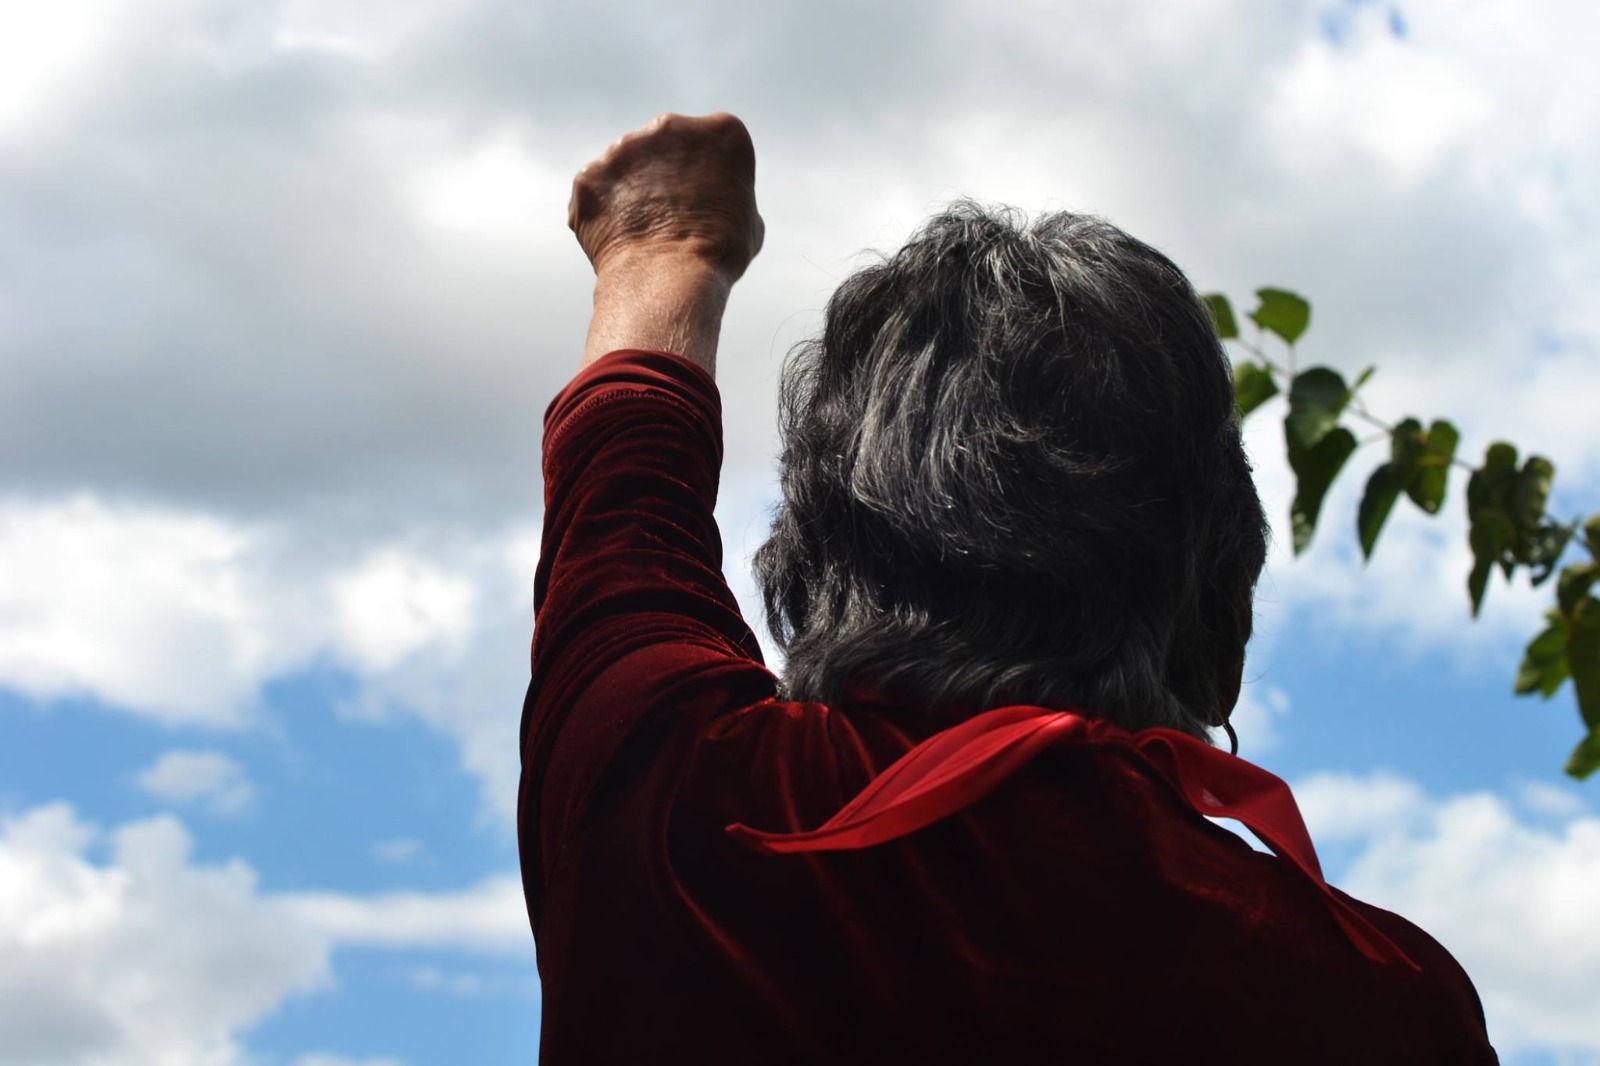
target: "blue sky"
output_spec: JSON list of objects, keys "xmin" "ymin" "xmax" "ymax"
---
[{"xmin": 3, "ymin": 1, "xmax": 1600, "ymax": 1063}]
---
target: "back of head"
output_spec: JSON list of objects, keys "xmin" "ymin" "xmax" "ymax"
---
[{"xmin": 753, "ymin": 200, "xmax": 1269, "ymax": 739}]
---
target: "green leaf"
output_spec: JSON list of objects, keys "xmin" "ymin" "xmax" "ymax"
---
[
  {"xmin": 1203, "ymin": 294, "xmax": 1239, "ymax": 340},
  {"xmin": 1232, "ymin": 362, "xmax": 1279, "ymax": 420},
  {"xmin": 1566, "ymin": 730, "xmax": 1600, "ymax": 781},
  {"xmin": 1388, "ymin": 418, "xmax": 1425, "ymax": 460},
  {"xmin": 1359, "ymin": 418, "xmax": 1433, "ymax": 560},
  {"xmin": 1568, "ymin": 596, "xmax": 1600, "ymax": 731},
  {"xmin": 1358, "ymin": 461, "xmax": 1407, "ymax": 560},
  {"xmin": 1512, "ymin": 456, "xmax": 1555, "ymax": 543},
  {"xmin": 1467, "ymin": 509, "xmax": 1515, "ymax": 616},
  {"xmin": 1250, "ymin": 288, "xmax": 1311, "ymax": 345},
  {"xmin": 1486, "ymin": 441, "xmax": 1520, "ymax": 470},
  {"xmin": 1356, "ymin": 419, "xmax": 1446, "ymax": 560},
  {"xmin": 1467, "ymin": 442, "xmax": 1519, "ymax": 516},
  {"xmin": 1584, "ymin": 514, "xmax": 1600, "ymax": 557},
  {"xmin": 1465, "ymin": 442, "xmax": 1523, "ymax": 610},
  {"xmin": 1285, "ymin": 368, "xmax": 1351, "ymax": 452},
  {"xmin": 1557, "ymin": 563, "xmax": 1600, "ymax": 615},
  {"xmin": 1289, "ymin": 427, "xmax": 1357, "ymax": 555},
  {"xmin": 1404, "ymin": 420, "xmax": 1458, "ymax": 515},
  {"xmin": 1352, "ymin": 365, "xmax": 1377, "ymax": 391},
  {"xmin": 1526, "ymin": 523, "xmax": 1575, "ymax": 587},
  {"xmin": 1516, "ymin": 611, "xmax": 1570, "ymax": 698}
]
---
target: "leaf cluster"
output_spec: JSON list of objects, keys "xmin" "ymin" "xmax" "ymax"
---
[{"xmin": 1207, "ymin": 288, "xmax": 1600, "ymax": 779}]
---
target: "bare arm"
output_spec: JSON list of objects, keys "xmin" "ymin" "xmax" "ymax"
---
[
  {"xmin": 582, "ymin": 248, "xmax": 731, "ymax": 375},
  {"xmin": 567, "ymin": 112, "xmax": 764, "ymax": 378}
]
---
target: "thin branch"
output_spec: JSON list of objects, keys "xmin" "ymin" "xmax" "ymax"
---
[
  {"xmin": 1237, "ymin": 343, "xmax": 1479, "ymax": 478},
  {"xmin": 1234, "ymin": 336, "xmax": 1287, "ymax": 377},
  {"xmin": 1344, "ymin": 396, "xmax": 1478, "ymax": 476}
]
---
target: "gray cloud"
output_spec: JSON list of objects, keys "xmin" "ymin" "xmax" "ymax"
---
[
  {"xmin": 0, "ymin": 0, "xmax": 974, "ymax": 530},
  {"xmin": 6, "ymin": 0, "xmax": 1594, "ymax": 542},
  {"xmin": 5, "ymin": 0, "xmax": 1600, "ymax": 833}
]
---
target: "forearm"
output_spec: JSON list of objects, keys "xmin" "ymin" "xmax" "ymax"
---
[{"xmin": 581, "ymin": 248, "xmax": 733, "ymax": 378}]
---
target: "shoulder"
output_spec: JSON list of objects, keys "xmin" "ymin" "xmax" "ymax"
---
[
  {"xmin": 689, "ymin": 698, "xmax": 920, "ymax": 831},
  {"xmin": 660, "ymin": 695, "xmax": 999, "ymax": 879},
  {"xmin": 1336, "ymin": 890, "xmax": 1498, "ymax": 1059}
]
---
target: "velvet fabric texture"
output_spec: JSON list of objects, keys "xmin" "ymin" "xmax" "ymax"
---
[{"xmin": 519, "ymin": 348, "xmax": 1498, "ymax": 1065}]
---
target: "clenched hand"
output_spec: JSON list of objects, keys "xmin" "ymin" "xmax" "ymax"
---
[{"xmin": 568, "ymin": 112, "xmax": 764, "ymax": 285}]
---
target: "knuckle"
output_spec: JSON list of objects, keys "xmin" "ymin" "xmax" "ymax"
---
[{"xmin": 710, "ymin": 112, "xmax": 747, "ymax": 138}]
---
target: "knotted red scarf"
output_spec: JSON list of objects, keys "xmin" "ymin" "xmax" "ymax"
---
[{"xmin": 726, "ymin": 705, "xmax": 1418, "ymax": 972}]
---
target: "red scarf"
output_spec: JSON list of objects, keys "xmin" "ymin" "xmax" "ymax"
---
[{"xmin": 726, "ymin": 705, "xmax": 1418, "ymax": 972}]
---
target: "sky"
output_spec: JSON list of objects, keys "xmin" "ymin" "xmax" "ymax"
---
[{"xmin": 2, "ymin": 0, "xmax": 1599, "ymax": 1063}]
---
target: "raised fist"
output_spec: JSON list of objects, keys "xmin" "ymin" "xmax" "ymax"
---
[{"xmin": 568, "ymin": 112, "xmax": 764, "ymax": 283}]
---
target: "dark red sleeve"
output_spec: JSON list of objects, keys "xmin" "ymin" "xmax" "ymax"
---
[{"xmin": 518, "ymin": 348, "xmax": 779, "ymax": 925}]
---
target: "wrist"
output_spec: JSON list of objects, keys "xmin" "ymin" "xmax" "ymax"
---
[
  {"xmin": 593, "ymin": 242, "xmax": 736, "ymax": 294},
  {"xmin": 583, "ymin": 245, "xmax": 733, "ymax": 375}
]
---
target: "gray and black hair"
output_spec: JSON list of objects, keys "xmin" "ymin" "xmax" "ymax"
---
[{"xmin": 752, "ymin": 201, "xmax": 1269, "ymax": 740}]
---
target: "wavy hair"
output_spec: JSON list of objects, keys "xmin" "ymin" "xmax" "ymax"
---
[{"xmin": 752, "ymin": 201, "xmax": 1269, "ymax": 740}]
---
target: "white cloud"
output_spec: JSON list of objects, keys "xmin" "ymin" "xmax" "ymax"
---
[
  {"xmin": 0, "ymin": 803, "xmax": 328, "ymax": 1066},
  {"xmin": 0, "ymin": 802, "xmax": 533, "ymax": 1066},
  {"xmin": 285, "ymin": 875, "xmax": 528, "ymax": 955},
  {"xmin": 1515, "ymin": 780, "xmax": 1590, "ymax": 820},
  {"xmin": 0, "ymin": 492, "xmax": 538, "ymax": 824},
  {"xmin": 405, "ymin": 964, "xmax": 486, "ymax": 997},
  {"xmin": 399, "ymin": 963, "xmax": 538, "ymax": 1002},
  {"xmin": 0, "ymin": 1, "xmax": 129, "ymax": 140},
  {"xmin": 275, "ymin": 0, "xmax": 450, "ymax": 62},
  {"xmin": 0, "ymin": 496, "xmax": 489, "ymax": 717},
  {"xmin": 136, "ymin": 750, "xmax": 255, "ymax": 816},
  {"xmin": 1227, "ymin": 684, "xmax": 1292, "ymax": 757},
  {"xmin": 1296, "ymin": 772, "xmax": 1600, "ymax": 1059},
  {"xmin": 332, "ymin": 549, "xmax": 477, "ymax": 674},
  {"xmin": 0, "ymin": 496, "xmax": 276, "ymax": 725},
  {"xmin": 1267, "ymin": 21, "xmax": 1491, "ymax": 186},
  {"xmin": 327, "ymin": 530, "xmax": 540, "ymax": 827},
  {"xmin": 407, "ymin": 131, "xmax": 572, "ymax": 243},
  {"xmin": 0, "ymin": 495, "xmax": 494, "ymax": 727},
  {"xmin": 371, "ymin": 838, "xmax": 422, "ymax": 864},
  {"xmin": 1295, "ymin": 769, "xmax": 1433, "ymax": 841}
]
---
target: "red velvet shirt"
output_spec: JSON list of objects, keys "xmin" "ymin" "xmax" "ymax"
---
[{"xmin": 519, "ymin": 348, "xmax": 1498, "ymax": 1064}]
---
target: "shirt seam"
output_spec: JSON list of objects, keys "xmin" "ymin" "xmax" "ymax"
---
[{"xmin": 544, "ymin": 385, "xmax": 707, "ymax": 461}]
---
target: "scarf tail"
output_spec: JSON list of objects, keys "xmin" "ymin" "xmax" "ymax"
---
[{"xmin": 725, "ymin": 706, "xmax": 1419, "ymax": 971}]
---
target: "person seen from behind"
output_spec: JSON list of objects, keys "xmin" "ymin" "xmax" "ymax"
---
[{"xmin": 518, "ymin": 111, "xmax": 1499, "ymax": 1064}]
